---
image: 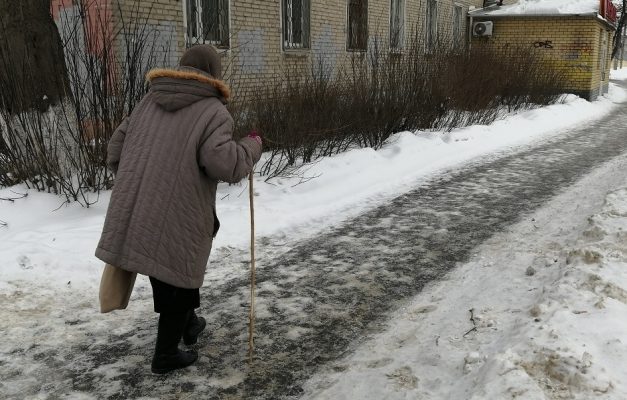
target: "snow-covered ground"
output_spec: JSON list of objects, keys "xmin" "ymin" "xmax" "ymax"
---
[
  {"xmin": 2, "ymin": 80, "xmax": 624, "ymax": 295},
  {"xmin": 6, "ymin": 75, "xmax": 627, "ymax": 292},
  {"xmin": 611, "ymin": 67, "xmax": 627, "ymax": 81},
  {"xmin": 301, "ymin": 139, "xmax": 627, "ymax": 400},
  {"xmin": 1, "ymin": 70, "xmax": 627, "ymax": 397}
]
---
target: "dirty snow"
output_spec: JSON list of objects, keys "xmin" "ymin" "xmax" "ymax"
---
[
  {"xmin": 1, "ymin": 78, "xmax": 627, "ymax": 398},
  {"xmin": 301, "ymin": 144, "xmax": 627, "ymax": 400}
]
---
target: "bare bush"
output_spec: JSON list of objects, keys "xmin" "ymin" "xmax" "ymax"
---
[
  {"xmin": 0, "ymin": 5, "xmax": 564, "ymax": 198},
  {"xmin": 0, "ymin": 0, "xmax": 172, "ymax": 205},
  {"xmin": 233, "ymin": 33, "xmax": 564, "ymax": 180}
]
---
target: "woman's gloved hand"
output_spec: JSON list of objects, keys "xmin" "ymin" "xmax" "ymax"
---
[{"xmin": 248, "ymin": 130, "xmax": 262, "ymax": 146}]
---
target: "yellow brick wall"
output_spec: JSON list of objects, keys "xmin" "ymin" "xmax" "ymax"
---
[{"xmin": 470, "ymin": 16, "xmax": 614, "ymax": 100}]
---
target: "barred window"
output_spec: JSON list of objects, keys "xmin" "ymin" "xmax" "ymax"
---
[
  {"xmin": 390, "ymin": 0, "xmax": 405, "ymax": 50},
  {"xmin": 185, "ymin": 0, "xmax": 230, "ymax": 48},
  {"xmin": 283, "ymin": 0, "xmax": 311, "ymax": 50},
  {"xmin": 453, "ymin": 5, "xmax": 464, "ymax": 48},
  {"xmin": 348, "ymin": 0, "xmax": 368, "ymax": 51},
  {"xmin": 425, "ymin": 0, "xmax": 438, "ymax": 52}
]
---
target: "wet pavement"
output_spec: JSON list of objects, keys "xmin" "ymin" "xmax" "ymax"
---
[{"xmin": 2, "ymin": 84, "xmax": 627, "ymax": 399}]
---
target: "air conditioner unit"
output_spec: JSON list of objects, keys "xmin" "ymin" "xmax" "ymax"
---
[{"xmin": 473, "ymin": 21, "xmax": 494, "ymax": 37}]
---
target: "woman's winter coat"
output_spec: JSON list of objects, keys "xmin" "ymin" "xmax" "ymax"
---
[{"xmin": 95, "ymin": 67, "xmax": 262, "ymax": 289}]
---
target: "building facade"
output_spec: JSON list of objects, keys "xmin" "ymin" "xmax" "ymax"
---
[
  {"xmin": 51, "ymin": 0, "xmax": 485, "ymax": 98},
  {"xmin": 469, "ymin": 1, "xmax": 617, "ymax": 100},
  {"xmin": 177, "ymin": 0, "xmax": 484, "ymax": 94}
]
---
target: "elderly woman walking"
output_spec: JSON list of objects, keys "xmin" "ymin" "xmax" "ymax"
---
[{"xmin": 95, "ymin": 45, "xmax": 262, "ymax": 374}]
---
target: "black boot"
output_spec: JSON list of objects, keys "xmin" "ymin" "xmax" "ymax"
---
[
  {"xmin": 183, "ymin": 310, "xmax": 206, "ymax": 345},
  {"xmin": 151, "ymin": 311, "xmax": 198, "ymax": 374}
]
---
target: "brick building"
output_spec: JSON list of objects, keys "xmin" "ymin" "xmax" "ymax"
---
[
  {"xmin": 51, "ymin": 1, "xmax": 618, "ymax": 101},
  {"xmin": 51, "ymin": 0, "xmax": 485, "ymax": 98},
  {"xmin": 469, "ymin": 0, "xmax": 617, "ymax": 100},
  {"xmin": 179, "ymin": 0, "xmax": 484, "ymax": 94}
]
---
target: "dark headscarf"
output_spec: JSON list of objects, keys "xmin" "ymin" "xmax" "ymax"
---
[{"xmin": 179, "ymin": 45, "xmax": 222, "ymax": 80}]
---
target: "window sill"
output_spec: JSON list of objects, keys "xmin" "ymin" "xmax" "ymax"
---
[
  {"xmin": 186, "ymin": 38, "xmax": 231, "ymax": 52},
  {"xmin": 283, "ymin": 49, "xmax": 311, "ymax": 57}
]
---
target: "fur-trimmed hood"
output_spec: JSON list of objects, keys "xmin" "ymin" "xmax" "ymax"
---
[{"xmin": 146, "ymin": 67, "xmax": 231, "ymax": 112}]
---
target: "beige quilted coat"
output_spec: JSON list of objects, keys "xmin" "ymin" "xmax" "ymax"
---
[{"xmin": 95, "ymin": 67, "xmax": 261, "ymax": 288}]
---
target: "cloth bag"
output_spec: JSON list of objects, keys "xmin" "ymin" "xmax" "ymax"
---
[{"xmin": 99, "ymin": 264, "xmax": 137, "ymax": 313}]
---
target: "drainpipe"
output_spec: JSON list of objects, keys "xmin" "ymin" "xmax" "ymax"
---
[
  {"xmin": 622, "ymin": 23, "xmax": 626, "ymax": 68},
  {"xmin": 468, "ymin": 15, "xmax": 474, "ymax": 50}
]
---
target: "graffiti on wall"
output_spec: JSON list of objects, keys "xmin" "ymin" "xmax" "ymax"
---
[
  {"xmin": 563, "ymin": 40, "xmax": 595, "ymax": 73},
  {"xmin": 561, "ymin": 40, "xmax": 594, "ymax": 60},
  {"xmin": 532, "ymin": 39, "xmax": 593, "ymax": 58},
  {"xmin": 530, "ymin": 37, "xmax": 596, "ymax": 75},
  {"xmin": 571, "ymin": 64, "xmax": 593, "ymax": 72},
  {"xmin": 533, "ymin": 40, "xmax": 554, "ymax": 49}
]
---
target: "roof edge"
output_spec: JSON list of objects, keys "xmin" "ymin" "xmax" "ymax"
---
[
  {"xmin": 468, "ymin": 10, "xmax": 616, "ymax": 29},
  {"xmin": 468, "ymin": 10, "xmax": 599, "ymax": 18}
]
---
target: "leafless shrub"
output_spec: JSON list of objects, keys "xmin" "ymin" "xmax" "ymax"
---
[
  {"xmin": 233, "ymin": 31, "xmax": 563, "ymax": 180},
  {"xmin": 0, "ymin": 0, "xmax": 172, "ymax": 205},
  {"xmin": 0, "ymin": 6, "xmax": 564, "ymax": 196}
]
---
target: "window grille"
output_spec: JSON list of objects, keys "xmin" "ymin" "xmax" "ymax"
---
[
  {"xmin": 185, "ymin": 0, "xmax": 230, "ymax": 48},
  {"xmin": 390, "ymin": 0, "xmax": 405, "ymax": 50},
  {"xmin": 453, "ymin": 5, "xmax": 464, "ymax": 48},
  {"xmin": 283, "ymin": 0, "xmax": 311, "ymax": 50},
  {"xmin": 348, "ymin": 0, "xmax": 368, "ymax": 51},
  {"xmin": 425, "ymin": 0, "xmax": 438, "ymax": 52}
]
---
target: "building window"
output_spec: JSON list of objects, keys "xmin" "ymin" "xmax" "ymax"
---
[
  {"xmin": 283, "ymin": 0, "xmax": 311, "ymax": 50},
  {"xmin": 390, "ymin": 0, "xmax": 405, "ymax": 50},
  {"xmin": 452, "ymin": 5, "xmax": 464, "ymax": 48},
  {"xmin": 425, "ymin": 0, "xmax": 438, "ymax": 52},
  {"xmin": 185, "ymin": 0, "xmax": 230, "ymax": 48},
  {"xmin": 348, "ymin": 0, "xmax": 368, "ymax": 51}
]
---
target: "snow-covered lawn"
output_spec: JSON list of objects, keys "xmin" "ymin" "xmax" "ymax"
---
[{"xmin": 1, "ymin": 74, "xmax": 626, "ymax": 397}]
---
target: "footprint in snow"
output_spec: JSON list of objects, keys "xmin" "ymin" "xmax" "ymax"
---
[
  {"xmin": 386, "ymin": 366, "xmax": 419, "ymax": 389},
  {"xmin": 17, "ymin": 255, "xmax": 33, "ymax": 270}
]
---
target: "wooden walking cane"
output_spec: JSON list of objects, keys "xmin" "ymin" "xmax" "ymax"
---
[{"xmin": 248, "ymin": 171, "xmax": 256, "ymax": 364}]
